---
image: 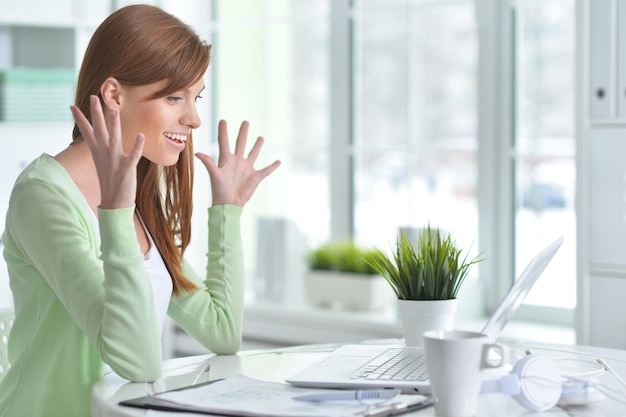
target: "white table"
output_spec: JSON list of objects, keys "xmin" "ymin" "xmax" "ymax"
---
[{"xmin": 91, "ymin": 341, "xmax": 626, "ymax": 416}]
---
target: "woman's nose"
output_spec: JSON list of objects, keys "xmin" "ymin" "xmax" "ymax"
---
[{"xmin": 182, "ymin": 102, "xmax": 201, "ymax": 129}]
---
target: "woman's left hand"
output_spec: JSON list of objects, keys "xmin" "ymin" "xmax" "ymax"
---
[{"xmin": 195, "ymin": 120, "xmax": 281, "ymax": 207}]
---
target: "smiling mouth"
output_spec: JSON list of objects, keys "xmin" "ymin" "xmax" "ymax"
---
[{"xmin": 164, "ymin": 132, "xmax": 188, "ymax": 144}]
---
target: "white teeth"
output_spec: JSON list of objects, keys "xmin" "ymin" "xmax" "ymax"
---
[{"xmin": 164, "ymin": 132, "xmax": 187, "ymax": 142}]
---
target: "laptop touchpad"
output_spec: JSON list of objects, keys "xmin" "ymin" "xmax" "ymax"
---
[{"xmin": 319, "ymin": 355, "xmax": 370, "ymax": 368}]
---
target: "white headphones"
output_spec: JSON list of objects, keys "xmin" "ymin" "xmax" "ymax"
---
[{"xmin": 481, "ymin": 354, "xmax": 606, "ymax": 411}]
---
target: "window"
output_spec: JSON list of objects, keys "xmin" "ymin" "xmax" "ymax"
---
[
  {"xmin": 352, "ymin": 0, "xmax": 479, "ymax": 272},
  {"xmin": 207, "ymin": 0, "xmax": 576, "ymax": 326},
  {"xmin": 208, "ymin": 0, "xmax": 332, "ymax": 303},
  {"xmin": 511, "ymin": 0, "xmax": 576, "ymax": 320}
]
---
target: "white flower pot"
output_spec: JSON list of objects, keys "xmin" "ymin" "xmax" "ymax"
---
[
  {"xmin": 304, "ymin": 271, "xmax": 395, "ymax": 311},
  {"xmin": 397, "ymin": 298, "xmax": 458, "ymax": 346}
]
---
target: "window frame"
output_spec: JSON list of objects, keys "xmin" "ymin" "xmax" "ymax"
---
[{"xmin": 342, "ymin": 0, "xmax": 576, "ymax": 326}]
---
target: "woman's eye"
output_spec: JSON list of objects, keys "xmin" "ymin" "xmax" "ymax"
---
[
  {"xmin": 195, "ymin": 95, "xmax": 203, "ymax": 102},
  {"xmin": 167, "ymin": 96, "xmax": 182, "ymax": 102}
]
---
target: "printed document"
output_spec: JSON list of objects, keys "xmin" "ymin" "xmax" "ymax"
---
[{"xmin": 125, "ymin": 373, "xmax": 429, "ymax": 417}]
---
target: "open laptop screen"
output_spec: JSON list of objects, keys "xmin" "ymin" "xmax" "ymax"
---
[{"xmin": 481, "ymin": 236, "xmax": 563, "ymax": 343}]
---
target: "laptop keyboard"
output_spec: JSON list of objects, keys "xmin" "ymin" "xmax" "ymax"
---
[{"xmin": 349, "ymin": 347, "xmax": 429, "ymax": 382}]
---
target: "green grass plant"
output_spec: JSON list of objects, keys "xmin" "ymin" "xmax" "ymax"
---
[
  {"xmin": 367, "ymin": 226, "xmax": 482, "ymax": 300},
  {"xmin": 308, "ymin": 240, "xmax": 378, "ymax": 275}
]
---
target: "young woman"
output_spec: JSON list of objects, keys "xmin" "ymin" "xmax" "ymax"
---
[{"xmin": 0, "ymin": 5, "xmax": 279, "ymax": 417}]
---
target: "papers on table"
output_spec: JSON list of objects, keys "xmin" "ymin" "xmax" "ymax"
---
[{"xmin": 121, "ymin": 373, "xmax": 431, "ymax": 417}]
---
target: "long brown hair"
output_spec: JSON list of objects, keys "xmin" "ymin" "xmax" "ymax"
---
[{"xmin": 73, "ymin": 5, "xmax": 211, "ymax": 294}]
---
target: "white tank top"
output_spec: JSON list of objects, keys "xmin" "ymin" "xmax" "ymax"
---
[{"xmin": 136, "ymin": 213, "xmax": 174, "ymax": 335}]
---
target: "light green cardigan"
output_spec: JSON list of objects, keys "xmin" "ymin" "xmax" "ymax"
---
[{"xmin": 0, "ymin": 154, "xmax": 245, "ymax": 417}]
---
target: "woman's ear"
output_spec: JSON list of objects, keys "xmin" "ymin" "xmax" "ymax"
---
[{"xmin": 100, "ymin": 77, "xmax": 123, "ymax": 109}]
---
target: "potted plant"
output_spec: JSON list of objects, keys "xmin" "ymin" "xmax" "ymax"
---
[
  {"xmin": 304, "ymin": 240, "xmax": 395, "ymax": 311},
  {"xmin": 367, "ymin": 226, "xmax": 483, "ymax": 345}
]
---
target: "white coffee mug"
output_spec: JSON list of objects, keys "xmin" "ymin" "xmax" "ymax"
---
[{"xmin": 423, "ymin": 330, "xmax": 509, "ymax": 417}]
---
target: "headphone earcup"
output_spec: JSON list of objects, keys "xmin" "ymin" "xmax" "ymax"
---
[{"xmin": 511, "ymin": 354, "xmax": 562, "ymax": 411}]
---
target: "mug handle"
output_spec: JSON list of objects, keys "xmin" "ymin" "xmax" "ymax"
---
[{"xmin": 480, "ymin": 343, "xmax": 510, "ymax": 369}]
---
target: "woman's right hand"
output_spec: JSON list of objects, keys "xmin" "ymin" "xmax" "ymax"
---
[{"xmin": 70, "ymin": 95, "xmax": 145, "ymax": 209}]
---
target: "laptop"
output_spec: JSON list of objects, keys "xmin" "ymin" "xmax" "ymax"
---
[{"xmin": 286, "ymin": 236, "xmax": 564, "ymax": 394}]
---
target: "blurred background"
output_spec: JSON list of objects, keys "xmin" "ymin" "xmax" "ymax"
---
[{"xmin": 1, "ymin": 0, "xmax": 605, "ymax": 356}]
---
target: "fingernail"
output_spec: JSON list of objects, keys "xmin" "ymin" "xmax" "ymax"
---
[
  {"xmin": 91, "ymin": 95, "xmax": 98, "ymax": 105},
  {"xmin": 111, "ymin": 109, "xmax": 118, "ymax": 117}
]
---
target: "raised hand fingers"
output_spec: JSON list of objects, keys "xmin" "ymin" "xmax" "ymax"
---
[
  {"xmin": 217, "ymin": 120, "xmax": 230, "ymax": 167},
  {"xmin": 217, "ymin": 119, "xmax": 251, "ymax": 165},
  {"xmin": 233, "ymin": 121, "xmax": 249, "ymax": 157},
  {"xmin": 246, "ymin": 136, "xmax": 264, "ymax": 164},
  {"xmin": 128, "ymin": 133, "xmax": 146, "ymax": 166},
  {"xmin": 200, "ymin": 119, "xmax": 280, "ymax": 207},
  {"xmin": 257, "ymin": 159, "xmax": 281, "ymax": 180},
  {"xmin": 69, "ymin": 95, "xmax": 144, "ymax": 209},
  {"xmin": 90, "ymin": 95, "xmax": 109, "ymax": 146},
  {"xmin": 70, "ymin": 95, "xmax": 122, "ymax": 154},
  {"xmin": 245, "ymin": 134, "xmax": 281, "ymax": 178},
  {"xmin": 70, "ymin": 105, "xmax": 94, "ymax": 146},
  {"xmin": 195, "ymin": 152, "xmax": 218, "ymax": 177}
]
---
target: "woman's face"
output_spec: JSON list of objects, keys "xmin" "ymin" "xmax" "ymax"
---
[{"xmin": 118, "ymin": 78, "xmax": 205, "ymax": 166}]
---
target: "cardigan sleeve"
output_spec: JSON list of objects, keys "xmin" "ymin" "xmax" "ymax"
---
[
  {"xmin": 167, "ymin": 204, "xmax": 245, "ymax": 354},
  {"xmin": 5, "ymin": 178, "xmax": 162, "ymax": 381}
]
